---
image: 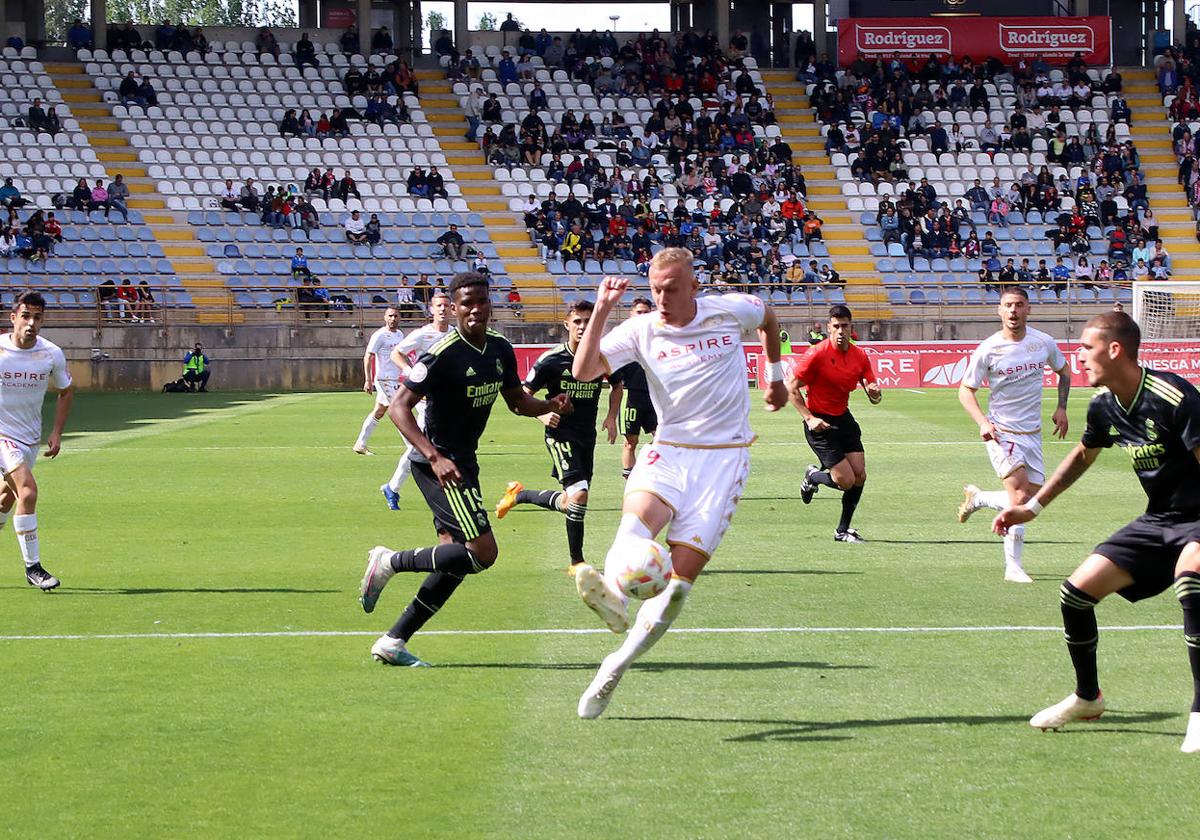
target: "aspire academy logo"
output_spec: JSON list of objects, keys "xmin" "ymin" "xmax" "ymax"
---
[{"xmin": 922, "ymin": 356, "xmax": 971, "ymax": 386}]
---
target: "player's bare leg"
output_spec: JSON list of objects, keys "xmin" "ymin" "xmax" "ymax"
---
[
  {"xmin": 578, "ymin": 492, "xmax": 699, "ymax": 718},
  {"xmin": 1174, "ymin": 543, "xmax": 1200, "ymax": 753},
  {"xmin": 1031, "ymin": 554, "xmax": 1131, "ymax": 730},
  {"xmin": 353, "ymin": 401, "xmax": 388, "ymax": 455},
  {"xmin": 621, "ymin": 433, "xmax": 639, "ymax": 480},
  {"xmin": 3, "ymin": 465, "xmax": 56, "ymax": 590}
]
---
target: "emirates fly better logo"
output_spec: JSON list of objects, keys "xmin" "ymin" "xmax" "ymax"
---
[{"xmin": 853, "ymin": 24, "xmax": 951, "ymax": 56}]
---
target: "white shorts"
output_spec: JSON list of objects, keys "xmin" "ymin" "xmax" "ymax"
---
[
  {"xmin": 0, "ymin": 437, "xmax": 37, "ymax": 476},
  {"xmin": 375, "ymin": 379, "xmax": 401, "ymax": 407},
  {"xmin": 985, "ymin": 429, "xmax": 1045, "ymax": 485},
  {"xmin": 625, "ymin": 443, "xmax": 751, "ymax": 559}
]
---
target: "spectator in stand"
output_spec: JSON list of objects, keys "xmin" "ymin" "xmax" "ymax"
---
[
  {"xmin": 437, "ymin": 223, "xmax": 465, "ymax": 259},
  {"xmin": 255, "ymin": 27, "xmax": 281, "ymax": 59},
  {"xmin": 88, "ymin": 178, "xmax": 112, "ymax": 217},
  {"xmin": 119, "ymin": 71, "xmax": 146, "ymax": 107},
  {"xmin": 137, "ymin": 75, "xmax": 158, "ymax": 107},
  {"xmin": 239, "ymin": 178, "xmax": 261, "ymax": 212},
  {"xmin": 365, "ymin": 213, "xmax": 382, "ymax": 246},
  {"xmin": 291, "ymin": 246, "xmax": 313, "ymax": 280},
  {"xmin": 43, "ymin": 212, "xmax": 62, "ymax": 246},
  {"xmin": 67, "ymin": 19, "xmax": 93, "ymax": 50},
  {"xmin": 304, "ymin": 168, "xmax": 325, "ymax": 200},
  {"xmin": 26, "ymin": 97, "xmax": 51, "ymax": 134},
  {"xmin": 107, "ymin": 174, "xmax": 129, "ymax": 221},
  {"xmin": 340, "ymin": 25, "xmax": 358, "ymax": 54},
  {"xmin": 464, "ymin": 85, "xmax": 484, "ymax": 142},
  {"xmin": 116, "ymin": 279, "xmax": 138, "ymax": 320},
  {"xmin": 334, "ymin": 171, "xmax": 361, "ymax": 202},
  {"xmin": 136, "ymin": 280, "xmax": 156, "ymax": 322},
  {"xmin": 406, "ymin": 166, "xmax": 428, "ymax": 197},
  {"xmin": 345, "ymin": 210, "xmax": 368, "ymax": 244},
  {"xmin": 507, "ymin": 285, "xmax": 523, "ymax": 318},
  {"xmin": 0, "ymin": 178, "xmax": 28, "ymax": 209},
  {"xmin": 294, "ymin": 33, "xmax": 320, "ymax": 73},
  {"xmin": 426, "ymin": 166, "xmax": 447, "ymax": 198},
  {"xmin": 328, "ymin": 108, "xmax": 350, "ymax": 138},
  {"xmin": 279, "ymin": 108, "xmax": 303, "ymax": 137},
  {"xmin": 372, "ymin": 27, "xmax": 393, "ymax": 54}
]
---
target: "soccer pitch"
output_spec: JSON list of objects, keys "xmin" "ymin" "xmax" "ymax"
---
[{"xmin": 2, "ymin": 389, "xmax": 1196, "ymax": 838}]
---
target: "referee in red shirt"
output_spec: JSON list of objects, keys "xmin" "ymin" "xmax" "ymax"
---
[{"xmin": 789, "ymin": 305, "xmax": 882, "ymax": 542}]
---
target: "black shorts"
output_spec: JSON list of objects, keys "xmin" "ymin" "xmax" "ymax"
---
[
  {"xmin": 803, "ymin": 411, "xmax": 864, "ymax": 469},
  {"xmin": 618, "ymin": 393, "xmax": 657, "ymax": 437},
  {"xmin": 411, "ymin": 459, "xmax": 492, "ymax": 543},
  {"xmin": 545, "ymin": 434, "xmax": 595, "ymax": 487},
  {"xmin": 1095, "ymin": 513, "xmax": 1200, "ymax": 602}
]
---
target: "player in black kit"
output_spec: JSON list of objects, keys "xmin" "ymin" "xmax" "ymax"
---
[
  {"xmin": 358, "ymin": 272, "xmax": 573, "ymax": 667},
  {"xmin": 495, "ymin": 300, "xmax": 616, "ymax": 570},
  {"xmin": 994, "ymin": 311, "xmax": 1200, "ymax": 752},
  {"xmin": 606, "ymin": 297, "xmax": 657, "ymax": 479}
]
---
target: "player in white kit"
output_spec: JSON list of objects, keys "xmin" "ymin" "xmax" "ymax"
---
[
  {"xmin": 0, "ymin": 292, "xmax": 74, "ymax": 591},
  {"xmin": 380, "ymin": 292, "xmax": 451, "ymax": 509},
  {"xmin": 352, "ymin": 307, "xmax": 405, "ymax": 456},
  {"xmin": 957, "ymin": 286, "xmax": 1071, "ymax": 583},
  {"xmin": 570, "ymin": 248, "xmax": 788, "ymax": 718}
]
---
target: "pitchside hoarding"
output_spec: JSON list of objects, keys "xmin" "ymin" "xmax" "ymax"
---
[{"xmin": 836, "ymin": 16, "xmax": 1112, "ymax": 67}]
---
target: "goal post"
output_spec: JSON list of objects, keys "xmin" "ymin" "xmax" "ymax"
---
[{"xmin": 1132, "ymin": 281, "xmax": 1200, "ymax": 339}]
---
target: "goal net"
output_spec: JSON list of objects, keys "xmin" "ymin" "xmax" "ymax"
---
[{"xmin": 1132, "ymin": 281, "xmax": 1200, "ymax": 339}]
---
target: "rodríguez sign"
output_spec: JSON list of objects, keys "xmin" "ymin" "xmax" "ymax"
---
[{"xmin": 837, "ymin": 16, "xmax": 1111, "ymax": 67}]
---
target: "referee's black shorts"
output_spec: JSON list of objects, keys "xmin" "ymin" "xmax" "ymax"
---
[
  {"xmin": 1095, "ymin": 513, "xmax": 1200, "ymax": 602},
  {"xmin": 545, "ymin": 434, "xmax": 595, "ymax": 487},
  {"xmin": 803, "ymin": 410, "xmax": 864, "ymax": 469},
  {"xmin": 411, "ymin": 459, "xmax": 492, "ymax": 543},
  {"xmin": 618, "ymin": 393, "xmax": 658, "ymax": 437}
]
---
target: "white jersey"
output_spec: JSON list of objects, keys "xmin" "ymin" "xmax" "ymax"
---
[
  {"xmin": 398, "ymin": 323, "xmax": 451, "ymax": 361},
  {"xmin": 366, "ymin": 326, "xmax": 406, "ymax": 383},
  {"xmin": 0, "ymin": 334, "xmax": 72, "ymax": 446},
  {"xmin": 600, "ymin": 293, "xmax": 764, "ymax": 447},
  {"xmin": 961, "ymin": 327, "xmax": 1066, "ymax": 434}
]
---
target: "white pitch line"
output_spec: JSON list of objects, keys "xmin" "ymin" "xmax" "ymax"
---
[{"xmin": 0, "ymin": 624, "xmax": 1182, "ymax": 642}]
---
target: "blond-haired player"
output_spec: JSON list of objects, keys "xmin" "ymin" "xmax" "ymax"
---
[{"xmin": 570, "ymin": 248, "xmax": 788, "ymax": 718}]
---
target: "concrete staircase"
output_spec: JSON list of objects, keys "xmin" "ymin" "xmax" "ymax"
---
[
  {"xmin": 44, "ymin": 61, "xmax": 237, "ymax": 323},
  {"xmin": 419, "ymin": 70, "xmax": 562, "ymax": 323},
  {"xmin": 1121, "ymin": 66, "xmax": 1200, "ymax": 279},
  {"xmin": 761, "ymin": 70, "xmax": 891, "ymax": 319}
]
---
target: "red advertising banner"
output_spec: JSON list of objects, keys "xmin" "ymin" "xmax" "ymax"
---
[
  {"xmin": 516, "ymin": 340, "xmax": 1200, "ymax": 391},
  {"xmin": 836, "ymin": 16, "xmax": 1112, "ymax": 68},
  {"xmin": 323, "ymin": 7, "xmax": 356, "ymax": 28}
]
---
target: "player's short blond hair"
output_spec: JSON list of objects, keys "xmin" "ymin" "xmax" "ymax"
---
[{"xmin": 649, "ymin": 247, "xmax": 696, "ymax": 276}]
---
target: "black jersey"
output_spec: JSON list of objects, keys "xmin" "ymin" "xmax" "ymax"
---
[
  {"xmin": 1081, "ymin": 368, "xmax": 1200, "ymax": 516},
  {"xmin": 403, "ymin": 327, "xmax": 521, "ymax": 468},
  {"xmin": 524, "ymin": 343, "xmax": 603, "ymax": 442},
  {"xmin": 610, "ymin": 360, "xmax": 649, "ymax": 394}
]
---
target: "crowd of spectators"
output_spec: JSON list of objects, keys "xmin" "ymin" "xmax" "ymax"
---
[
  {"xmin": 0, "ymin": 206, "xmax": 63, "ymax": 262},
  {"xmin": 807, "ymin": 51, "xmax": 1156, "ymax": 294}
]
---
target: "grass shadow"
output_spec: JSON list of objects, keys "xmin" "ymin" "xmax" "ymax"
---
[
  {"xmin": 437, "ymin": 660, "xmax": 865, "ymax": 674},
  {"xmin": 56, "ymin": 391, "xmax": 289, "ymax": 439}
]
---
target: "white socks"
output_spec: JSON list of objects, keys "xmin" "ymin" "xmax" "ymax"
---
[
  {"xmin": 355, "ymin": 414, "xmax": 379, "ymax": 449},
  {"xmin": 13, "ymin": 513, "xmax": 38, "ymax": 568},
  {"xmin": 975, "ymin": 489, "xmax": 1010, "ymax": 511},
  {"xmin": 388, "ymin": 448, "xmax": 415, "ymax": 493},
  {"xmin": 604, "ymin": 577, "xmax": 693, "ymax": 674},
  {"xmin": 1004, "ymin": 524, "xmax": 1025, "ymax": 570}
]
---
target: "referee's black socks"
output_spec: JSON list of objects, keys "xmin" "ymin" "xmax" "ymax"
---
[
  {"xmin": 389, "ymin": 571, "xmax": 463, "ymax": 641},
  {"xmin": 1060, "ymin": 581, "xmax": 1101, "ymax": 702},
  {"xmin": 837, "ymin": 485, "xmax": 864, "ymax": 533},
  {"xmin": 516, "ymin": 489, "xmax": 563, "ymax": 511},
  {"xmin": 1175, "ymin": 571, "xmax": 1200, "ymax": 712}
]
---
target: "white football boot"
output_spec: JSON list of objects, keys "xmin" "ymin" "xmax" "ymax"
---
[
  {"xmin": 1030, "ymin": 692, "xmax": 1105, "ymax": 731},
  {"xmin": 1004, "ymin": 564, "xmax": 1034, "ymax": 584},
  {"xmin": 370, "ymin": 634, "xmax": 430, "ymax": 667},
  {"xmin": 574, "ymin": 563, "xmax": 629, "ymax": 634},
  {"xmin": 957, "ymin": 484, "xmax": 981, "ymax": 524},
  {"xmin": 359, "ymin": 545, "xmax": 396, "ymax": 614},
  {"xmin": 1181, "ymin": 712, "xmax": 1200, "ymax": 754},
  {"xmin": 578, "ymin": 656, "xmax": 625, "ymax": 719}
]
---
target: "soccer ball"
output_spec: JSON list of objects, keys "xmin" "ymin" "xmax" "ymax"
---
[{"xmin": 611, "ymin": 539, "xmax": 673, "ymax": 600}]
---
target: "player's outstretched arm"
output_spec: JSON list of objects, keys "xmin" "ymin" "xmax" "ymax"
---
[
  {"xmin": 573, "ymin": 276, "xmax": 628, "ymax": 382},
  {"xmin": 45, "ymin": 385, "xmax": 74, "ymax": 458},
  {"xmin": 503, "ymin": 386, "xmax": 573, "ymax": 419},
  {"xmin": 992, "ymin": 442, "xmax": 1099, "ymax": 534},
  {"xmin": 756, "ymin": 305, "xmax": 788, "ymax": 412},
  {"xmin": 958, "ymin": 383, "xmax": 997, "ymax": 441},
  {"xmin": 1051, "ymin": 364, "xmax": 1071, "ymax": 439}
]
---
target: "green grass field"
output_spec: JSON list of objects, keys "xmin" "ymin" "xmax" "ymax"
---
[{"xmin": 2, "ymin": 388, "xmax": 1197, "ymax": 838}]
